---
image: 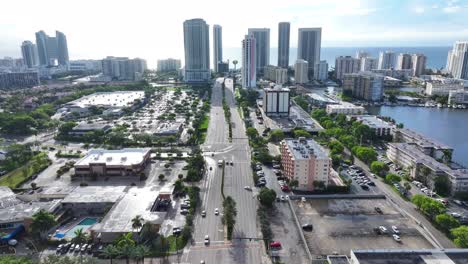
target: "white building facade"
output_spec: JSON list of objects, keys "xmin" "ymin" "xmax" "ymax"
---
[{"xmin": 242, "ymin": 34, "xmax": 256, "ymax": 88}]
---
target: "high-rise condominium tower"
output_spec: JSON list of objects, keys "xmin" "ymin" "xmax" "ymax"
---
[
  {"xmin": 213, "ymin": 24, "xmax": 223, "ymax": 73},
  {"xmin": 447, "ymin": 41, "xmax": 468, "ymax": 80},
  {"xmin": 297, "ymin": 28, "xmax": 321, "ymax": 76},
  {"xmin": 378, "ymin": 51, "xmax": 396, "ymax": 70},
  {"xmin": 397, "ymin": 53, "xmax": 412, "ymax": 70},
  {"xmin": 183, "ymin": 18, "xmax": 210, "ymax": 82},
  {"xmin": 242, "ymin": 35, "xmax": 256, "ymax": 88},
  {"xmin": 278, "ymin": 22, "xmax": 290, "ymax": 68},
  {"xmin": 35, "ymin": 30, "xmax": 69, "ymax": 66},
  {"xmin": 248, "ymin": 28, "xmax": 270, "ymax": 75},
  {"xmin": 21, "ymin": 41, "xmax": 38, "ymax": 68},
  {"xmin": 411, "ymin": 54, "xmax": 426, "ymax": 77}
]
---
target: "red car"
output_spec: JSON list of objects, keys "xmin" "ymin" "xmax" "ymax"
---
[
  {"xmin": 270, "ymin": 241, "xmax": 282, "ymax": 249},
  {"xmin": 281, "ymin": 185, "xmax": 290, "ymax": 192}
]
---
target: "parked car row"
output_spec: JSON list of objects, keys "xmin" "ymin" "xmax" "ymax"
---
[
  {"xmin": 56, "ymin": 243, "xmax": 93, "ymax": 255},
  {"xmin": 374, "ymin": 225, "xmax": 401, "ymax": 242},
  {"xmin": 412, "ymin": 181, "xmax": 437, "ymax": 197},
  {"xmin": 347, "ymin": 167, "xmax": 375, "ymax": 190}
]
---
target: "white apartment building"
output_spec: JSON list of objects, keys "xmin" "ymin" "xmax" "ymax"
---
[
  {"xmin": 387, "ymin": 143, "xmax": 468, "ymax": 194},
  {"xmin": 280, "ymin": 138, "xmax": 331, "ymax": 191},
  {"xmin": 157, "ymin": 58, "xmax": 181, "ymax": 72},
  {"xmin": 326, "ymin": 102, "xmax": 365, "ymax": 115},
  {"xmin": 448, "ymin": 89, "xmax": 468, "ymax": 104},
  {"xmin": 275, "ymin": 68, "xmax": 288, "ymax": 85},
  {"xmin": 425, "ymin": 77, "xmax": 466, "ymax": 96},
  {"xmin": 313, "ymin": 60, "xmax": 328, "ymax": 81},
  {"xmin": 335, "ymin": 56, "xmax": 360, "ymax": 80},
  {"xmin": 263, "ymin": 86, "xmax": 290, "ymax": 116},
  {"xmin": 353, "ymin": 115, "xmax": 394, "ymax": 137},
  {"xmin": 242, "ymin": 34, "xmax": 256, "ymax": 88},
  {"xmin": 294, "ymin": 59, "xmax": 309, "ymax": 84}
]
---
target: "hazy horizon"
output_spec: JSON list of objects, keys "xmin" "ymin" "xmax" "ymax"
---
[{"xmin": 1, "ymin": 0, "xmax": 467, "ymax": 68}]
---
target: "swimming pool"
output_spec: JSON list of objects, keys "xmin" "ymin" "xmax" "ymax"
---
[{"xmin": 54, "ymin": 217, "xmax": 98, "ymax": 239}]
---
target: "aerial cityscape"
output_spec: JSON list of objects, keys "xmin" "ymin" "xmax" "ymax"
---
[{"xmin": 2, "ymin": 1, "xmax": 468, "ymax": 264}]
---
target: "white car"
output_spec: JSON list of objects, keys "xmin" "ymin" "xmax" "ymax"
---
[
  {"xmin": 379, "ymin": 226, "xmax": 388, "ymax": 234},
  {"xmin": 280, "ymin": 195, "xmax": 285, "ymax": 202},
  {"xmin": 204, "ymin": 235, "xmax": 210, "ymax": 245},
  {"xmin": 451, "ymin": 212, "xmax": 462, "ymax": 218},
  {"xmin": 393, "ymin": 234, "xmax": 401, "ymax": 242},
  {"xmin": 214, "ymin": 208, "xmax": 219, "ymax": 215},
  {"xmin": 391, "ymin": 226, "xmax": 400, "ymax": 234},
  {"xmin": 244, "ymin": 186, "xmax": 252, "ymax": 191}
]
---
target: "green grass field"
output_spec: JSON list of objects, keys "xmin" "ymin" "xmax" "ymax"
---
[{"xmin": 0, "ymin": 153, "xmax": 50, "ymax": 188}]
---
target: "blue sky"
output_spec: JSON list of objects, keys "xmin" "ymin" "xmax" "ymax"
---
[{"xmin": 0, "ymin": 0, "xmax": 467, "ymax": 67}]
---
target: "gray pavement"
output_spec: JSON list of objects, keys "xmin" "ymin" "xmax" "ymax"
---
[{"xmin": 185, "ymin": 78, "xmax": 266, "ymax": 264}]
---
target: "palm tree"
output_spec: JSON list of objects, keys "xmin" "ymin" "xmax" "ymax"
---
[
  {"xmin": 131, "ymin": 215, "xmax": 144, "ymax": 233},
  {"xmin": 30, "ymin": 209, "xmax": 57, "ymax": 240},
  {"xmin": 116, "ymin": 232, "xmax": 136, "ymax": 248},
  {"xmin": 101, "ymin": 245, "xmax": 120, "ymax": 264},
  {"xmin": 118, "ymin": 244, "xmax": 134, "ymax": 264},
  {"xmin": 132, "ymin": 245, "xmax": 149, "ymax": 264},
  {"xmin": 72, "ymin": 228, "xmax": 88, "ymax": 244}
]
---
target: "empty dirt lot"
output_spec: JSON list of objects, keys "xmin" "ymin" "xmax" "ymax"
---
[{"xmin": 293, "ymin": 199, "xmax": 434, "ymax": 256}]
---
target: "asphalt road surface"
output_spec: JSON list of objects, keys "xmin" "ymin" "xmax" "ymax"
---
[{"xmin": 183, "ymin": 78, "xmax": 266, "ymax": 264}]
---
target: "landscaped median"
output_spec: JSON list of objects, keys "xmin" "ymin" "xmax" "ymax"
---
[{"xmin": 0, "ymin": 152, "xmax": 50, "ymax": 189}]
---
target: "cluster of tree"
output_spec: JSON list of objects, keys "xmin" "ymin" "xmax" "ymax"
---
[
  {"xmin": 268, "ymin": 129, "xmax": 284, "ymax": 143},
  {"xmin": 0, "ymin": 143, "xmax": 34, "ymax": 172},
  {"xmin": 258, "ymin": 188, "xmax": 277, "ymax": 207},
  {"xmin": 293, "ymin": 95, "xmax": 309, "ymax": 112},
  {"xmin": 222, "ymin": 98, "xmax": 233, "ymax": 139},
  {"xmin": 222, "ymin": 196, "xmax": 237, "ymax": 240},
  {"xmin": 411, "ymin": 194, "xmax": 446, "ymax": 219},
  {"xmin": 431, "ymin": 94, "xmax": 449, "ymax": 105},
  {"xmin": 0, "ymin": 103, "xmax": 56, "ymax": 135},
  {"xmin": 370, "ymin": 161, "xmax": 390, "ymax": 177},
  {"xmin": 258, "ymin": 205, "xmax": 273, "ymax": 246},
  {"xmin": 185, "ymin": 152, "xmax": 205, "ymax": 182},
  {"xmin": 246, "ymin": 127, "xmax": 274, "ymax": 165},
  {"xmin": 385, "ymin": 173, "xmax": 402, "ymax": 184},
  {"xmin": 352, "ymin": 146, "xmax": 377, "ymax": 165},
  {"xmin": 237, "ymin": 89, "xmax": 259, "ymax": 107}
]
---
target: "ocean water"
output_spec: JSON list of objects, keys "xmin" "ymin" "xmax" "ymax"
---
[{"xmin": 224, "ymin": 46, "xmax": 451, "ymax": 69}]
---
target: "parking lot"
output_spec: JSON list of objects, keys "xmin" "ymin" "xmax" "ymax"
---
[{"xmin": 293, "ymin": 198, "xmax": 433, "ymax": 256}]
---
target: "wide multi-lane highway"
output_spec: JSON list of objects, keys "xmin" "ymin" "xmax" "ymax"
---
[{"xmin": 183, "ymin": 78, "xmax": 265, "ymax": 264}]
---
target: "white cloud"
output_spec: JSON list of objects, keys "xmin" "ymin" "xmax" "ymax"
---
[{"xmin": 413, "ymin": 7, "xmax": 425, "ymax": 14}]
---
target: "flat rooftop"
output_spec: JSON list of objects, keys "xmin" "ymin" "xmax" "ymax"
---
[
  {"xmin": 66, "ymin": 91, "xmax": 145, "ymax": 108},
  {"xmin": 62, "ymin": 186, "xmax": 127, "ymax": 204},
  {"xmin": 284, "ymin": 138, "xmax": 329, "ymax": 160},
  {"xmin": 327, "ymin": 102, "xmax": 366, "ymax": 110},
  {"xmin": 398, "ymin": 128, "xmax": 452, "ymax": 150},
  {"xmin": 307, "ymin": 93, "xmax": 338, "ymax": 104},
  {"xmin": 389, "ymin": 143, "xmax": 468, "ymax": 179},
  {"xmin": 352, "ymin": 249, "xmax": 468, "ymax": 264},
  {"xmin": 72, "ymin": 122, "xmax": 112, "ymax": 131},
  {"xmin": 75, "ymin": 148, "xmax": 151, "ymax": 167},
  {"xmin": 0, "ymin": 194, "xmax": 61, "ymax": 224},
  {"xmin": 355, "ymin": 115, "xmax": 394, "ymax": 129},
  {"xmin": 91, "ymin": 186, "xmax": 166, "ymax": 233}
]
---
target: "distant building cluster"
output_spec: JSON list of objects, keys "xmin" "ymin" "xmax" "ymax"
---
[
  {"xmin": 343, "ymin": 71, "xmax": 384, "ymax": 101},
  {"xmin": 0, "ymin": 71, "xmax": 40, "ymax": 89},
  {"xmin": 101, "ymin": 56, "xmax": 147, "ymax": 81},
  {"xmin": 157, "ymin": 58, "xmax": 181, "ymax": 72}
]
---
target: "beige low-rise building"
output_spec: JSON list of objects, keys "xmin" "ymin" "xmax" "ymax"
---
[
  {"xmin": 280, "ymin": 138, "xmax": 331, "ymax": 191},
  {"xmin": 74, "ymin": 148, "xmax": 151, "ymax": 177}
]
